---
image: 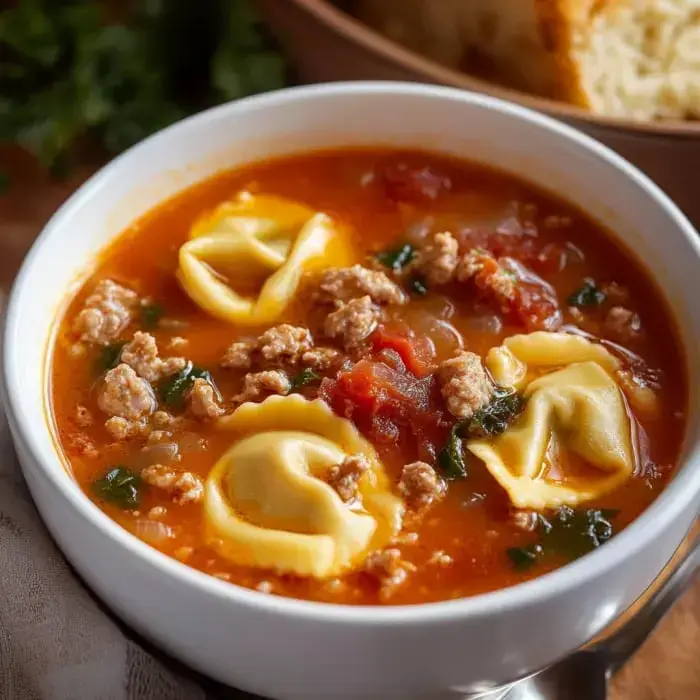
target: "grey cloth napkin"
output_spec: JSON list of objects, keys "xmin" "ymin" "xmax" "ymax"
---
[{"xmin": 0, "ymin": 293, "xmax": 259, "ymax": 699}]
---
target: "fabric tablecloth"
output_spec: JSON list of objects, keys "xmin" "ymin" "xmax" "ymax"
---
[{"xmin": 0, "ymin": 291, "xmax": 260, "ymax": 700}]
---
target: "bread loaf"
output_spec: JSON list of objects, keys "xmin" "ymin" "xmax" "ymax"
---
[{"xmin": 356, "ymin": 0, "xmax": 700, "ymax": 121}]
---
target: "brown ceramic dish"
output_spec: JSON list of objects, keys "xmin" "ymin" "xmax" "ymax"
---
[{"xmin": 259, "ymin": 0, "xmax": 700, "ymax": 224}]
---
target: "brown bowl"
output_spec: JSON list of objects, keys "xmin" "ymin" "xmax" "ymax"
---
[{"xmin": 259, "ymin": 0, "xmax": 700, "ymax": 225}]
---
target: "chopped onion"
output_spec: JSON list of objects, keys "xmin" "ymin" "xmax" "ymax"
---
[
  {"xmin": 135, "ymin": 441, "xmax": 179, "ymax": 469},
  {"xmin": 133, "ymin": 520, "xmax": 174, "ymax": 545},
  {"xmin": 466, "ymin": 313, "xmax": 503, "ymax": 335}
]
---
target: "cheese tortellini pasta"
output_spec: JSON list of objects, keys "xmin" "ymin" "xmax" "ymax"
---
[
  {"xmin": 178, "ymin": 191, "xmax": 352, "ymax": 326},
  {"xmin": 468, "ymin": 332, "xmax": 636, "ymax": 510},
  {"xmin": 205, "ymin": 395, "xmax": 404, "ymax": 578}
]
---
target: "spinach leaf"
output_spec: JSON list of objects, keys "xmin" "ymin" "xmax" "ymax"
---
[
  {"xmin": 506, "ymin": 507, "xmax": 618, "ymax": 572},
  {"xmin": 157, "ymin": 362, "xmax": 214, "ymax": 409},
  {"xmin": 465, "ymin": 390, "xmax": 524, "ymax": 439},
  {"xmin": 437, "ymin": 423, "xmax": 467, "ymax": 480},
  {"xmin": 140, "ymin": 303, "xmax": 164, "ymax": 329},
  {"xmin": 408, "ymin": 275, "xmax": 428, "ymax": 296},
  {"xmin": 290, "ymin": 368, "xmax": 320, "ymax": 391},
  {"xmin": 96, "ymin": 341, "xmax": 126, "ymax": 374},
  {"xmin": 568, "ymin": 280, "xmax": 606, "ymax": 308},
  {"xmin": 375, "ymin": 243, "xmax": 416, "ymax": 272},
  {"xmin": 506, "ymin": 544, "xmax": 543, "ymax": 572},
  {"xmin": 539, "ymin": 507, "xmax": 618, "ymax": 561},
  {"xmin": 93, "ymin": 466, "xmax": 141, "ymax": 509}
]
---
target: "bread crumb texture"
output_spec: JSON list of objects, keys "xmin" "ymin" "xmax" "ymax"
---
[{"xmin": 357, "ymin": 0, "xmax": 700, "ymax": 120}]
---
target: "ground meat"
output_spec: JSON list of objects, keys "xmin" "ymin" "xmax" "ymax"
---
[
  {"xmin": 72, "ymin": 279, "xmax": 139, "ymax": 345},
  {"xmin": 188, "ymin": 377, "xmax": 224, "ymax": 419},
  {"xmin": 234, "ymin": 370, "xmax": 291, "ymax": 403},
  {"xmin": 438, "ymin": 351, "xmax": 494, "ymax": 419},
  {"xmin": 414, "ymin": 231, "xmax": 459, "ymax": 285},
  {"xmin": 69, "ymin": 434, "xmax": 98, "ymax": 459},
  {"xmin": 146, "ymin": 430, "xmax": 172, "ymax": 445},
  {"xmin": 221, "ymin": 326, "xmax": 315, "ymax": 371},
  {"xmin": 324, "ymin": 296, "xmax": 381, "ymax": 349},
  {"xmin": 258, "ymin": 324, "xmax": 313, "ymax": 364},
  {"xmin": 120, "ymin": 331, "xmax": 187, "ymax": 382},
  {"xmin": 301, "ymin": 347, "xmax": 341, "ymax": 371},
  {"xmin": 220, "ymin": 340, "xmax": 256, "ymax": 370},
  {"xmin": 398, "ymin": 462, "xmax": 445, "ymax": 509},
  {"xmin": 97, "ymin": 364, "xmax": 157, "ymax": 420},
  {"xmin": 326, "ymin": 454, "xmax": 370, "ymax": 502},
  {"xmin": 75, "ymin": 405, "xmax": 93, "ymax": 427},
  {"xmin": 148, "ymin": 505, "xmax": 168, "ymax": 519},
  {"xmin": 428, "ymin": 550, "xmax": 453, "ymax": 567},
  {"xmin": 141, "ymin": 464, "xmax": 204, "ymax": 504},
  {"xmin": 151, "ymin": 410, "xmax": 187, "ymax": 431},
  {"xmin": 364, "ymin": 548, "xmax": 415, "ymax": 599},
  {"xmin": 104, "ymin": 416, "xmax": 150, "ymax": 440},
  {"xmin": 511, "ymin": 510, "xmax": 538, "ymax": 532},
  {"xmin": 456, "ymin": 250, "xmax": 516, "ymax": 301},
  {"xmin": 167, "ymin": 336, "xmax": 188, "ymax": 350},
  {"xmin": 317, "ymin": 265, "xmax": 406, "ymax": 305},
  {"xmin": 605, "ymin": 306, "xmax": 642, "ymax": 342}
]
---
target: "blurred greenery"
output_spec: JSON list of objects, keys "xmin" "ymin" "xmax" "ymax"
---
[{"xmin": 0, "ymin": 0, "xmax": 288, "ymax": 179}]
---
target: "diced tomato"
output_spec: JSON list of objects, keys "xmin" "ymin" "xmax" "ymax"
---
[
  {"xmin": 511, "ymin": 282, "xmax": 562, "ymax": 331},
  {"xmin": 379, "ymin": 163, "xmax": 451, "ymax": 203},
  {"xmin": 319, "ymin": 355, "xmax": 446, "ymax": 448},
  {"xmin": 371, "ymin": 326, "xmax": 435, "ymax": 377}
]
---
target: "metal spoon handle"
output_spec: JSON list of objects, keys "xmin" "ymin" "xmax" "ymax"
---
[{"xmin": 601, "ymin": 536, "xmax": 700, "ymax": 673}]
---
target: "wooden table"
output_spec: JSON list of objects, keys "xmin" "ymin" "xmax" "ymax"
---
[{"xmin": 1, "ymin": 148, "xmax": 698, "ymax": 699}]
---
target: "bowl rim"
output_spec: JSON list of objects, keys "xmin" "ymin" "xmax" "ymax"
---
[
  {"xmin": 4, "ymin": 81, "xmax": 700, "ymax": 626},
  {"xmin": 287, "ymin": 0, "xmax": 700, "ymax": 139}
]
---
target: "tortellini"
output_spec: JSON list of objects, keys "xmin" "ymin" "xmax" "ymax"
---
[
  {"xmin": 178, "ymin": 191, "xmax": 352, "ymax": 326},
  {"xmin": 205, "ymin": 395, "xmax": 404, "ymax": 578},
  {"xmin": 467, "ymin": 332, "xmax": 636, "ymax": 510}
]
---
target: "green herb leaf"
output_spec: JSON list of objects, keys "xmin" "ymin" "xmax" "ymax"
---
[
  {"xmin": 507, "ymin": 544, "xmax": 543, "ymax": 572},
  {"xmin": 506, "ymin": 507, "xmax": 618, "ymax": 572},
  {"xmin": 537, "ymin": 507, "xmax": 618, "ymax": 561},
  {"xmin": 408, "ymin": 275, "xmax": 428, "ymax": 296},
  {"xmin": 437, "ymin": 423, "xmax": 467, "ymax": 480},
  {"xmin": 157, "ymin": 362, "xmax": 215, "ymax": 409},
  {"xmin": 96, "ymin": 341, "xmax": 126, "ymax": 374},
  {"xmin": 375, "ymin": 243, "xmax": 416, "ymax": 272},
  {"xmin": 568, "ymin": 280, "xmax": 606, "ymax": 308},
  {"xmin": 0, "ymin": 1, "xmax": 62, "ymax": 67},
  {"xmin": 211, "ymin": 0, "xmax": 287, "ymax": 101},
  {"xmin": 93, "ymin": 466, "xmax": 141, "ymax": 509},
  {"xmin": 465, "ymin": 390, "xmax": 524, "ymax": 439},
  {"xmin": 290, "ymin": 368, "xmax": 321, "ymax": 391},
  {"xmin": 140, "ymin": 303, "xmax": 164, "ymax": 329}
]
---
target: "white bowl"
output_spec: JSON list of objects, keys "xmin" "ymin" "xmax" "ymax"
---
[{"xmin": 3, "ymin": 83, "xmax": 700, "ymax": 700}]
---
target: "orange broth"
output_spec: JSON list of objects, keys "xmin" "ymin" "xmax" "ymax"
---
[{"xmin": 50, "ymin": 149, "xmax": 686, "ymax": 605}]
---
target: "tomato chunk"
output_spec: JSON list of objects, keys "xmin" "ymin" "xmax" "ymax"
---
[
  {"xmin": 320, "ymin": 353, "xmax": 445, "ymax": 448},
  {"xmin": 371, "ymin": 326, "xmax": 435, "ymax": 377}
]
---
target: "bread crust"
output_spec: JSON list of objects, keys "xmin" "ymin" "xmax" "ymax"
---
[{"xmin": 357, "ymin": 0, "xmax": 700, "ymax": 120}]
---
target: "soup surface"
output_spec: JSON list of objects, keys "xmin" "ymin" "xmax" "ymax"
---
[{"xmin": 51, "ymin": 149, "xmax": 686, "ymax": 605}]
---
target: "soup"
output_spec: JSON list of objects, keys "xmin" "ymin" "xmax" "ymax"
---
[{"xmin": 50, "ymin": 149, "xmax": 686, "ymax": 606}]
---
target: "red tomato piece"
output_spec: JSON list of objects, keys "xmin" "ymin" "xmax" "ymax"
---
[{"xmin": 371, "ymin": 326, "xmax": 435, "ymax": 377}]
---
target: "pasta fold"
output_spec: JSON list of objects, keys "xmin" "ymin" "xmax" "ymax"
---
[
  {"xmin": 178, "ymin": 191, "xmax": 352, "ymax": 325},
  {"xmin": 205, "ymin": 395, "xmax": 403, "ymax": 578},
  {"xmin": 468, "ymin": 332, "xmax": 636, "ymax": 510}
]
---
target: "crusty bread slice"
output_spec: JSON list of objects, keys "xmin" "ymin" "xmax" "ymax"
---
[{"xmin": 356, "ymin": 0, "xmax": 700, "ymax": 121}]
